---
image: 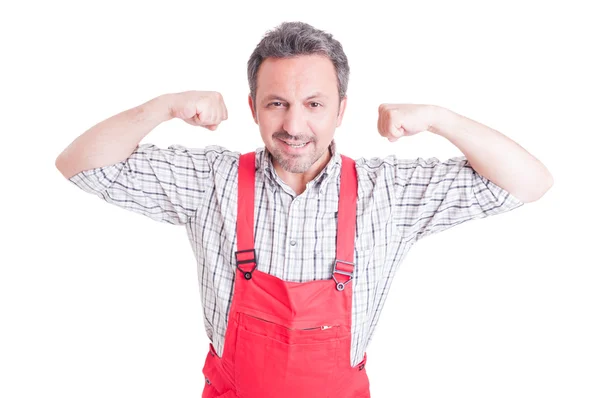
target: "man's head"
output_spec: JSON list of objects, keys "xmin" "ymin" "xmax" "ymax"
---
[{"xmin": 247, "ymin": 22, "xmax": 350, "ymax": 174}]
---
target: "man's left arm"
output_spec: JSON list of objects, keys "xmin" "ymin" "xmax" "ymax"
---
[{"xmin": 378, "ymin": 104, "xmax": 554, "ymax": 203}]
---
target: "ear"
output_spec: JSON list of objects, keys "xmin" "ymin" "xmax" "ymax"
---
[
  {"xmin": 248, "ymin": 94, "xmax": 258, "ymax": 124},
  {"xmin": 336, "ymin": 96, "xmax": 348, "ymax": 127}
]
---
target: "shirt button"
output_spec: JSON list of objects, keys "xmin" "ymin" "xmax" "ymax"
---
[{"xmin": 290, "ymin": 240, "xmax": 297, "ymax": 246}]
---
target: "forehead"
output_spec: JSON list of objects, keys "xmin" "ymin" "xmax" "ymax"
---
[{"xmin": 256, "ymin": 54, "xmax": 338, "ymax": 98}]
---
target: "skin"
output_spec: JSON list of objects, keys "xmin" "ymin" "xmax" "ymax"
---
[
  {"xmin": 248, "ymin": 55, "xmax": 347, "ymax": 195},
  {"xmin": 377, "ymin": 103, "xmax": 554, "ymax": 203}
]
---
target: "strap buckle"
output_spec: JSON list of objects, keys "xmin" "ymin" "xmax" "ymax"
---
[
  {"xmin": 235, "ymin": 249, "xmax": 257, "ymax": 280},
  {"xmin": 332, "ymin": 259, "xmax": 354, "ymax": 291}
]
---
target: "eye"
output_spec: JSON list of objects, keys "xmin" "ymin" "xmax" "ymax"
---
[
  {"xmin": 309, "ymin": 102, "xmax": 322, "ymax": 108},
  {"xmin": 269, "ymin": 101, "xmax": 284, "ymax": 107}
]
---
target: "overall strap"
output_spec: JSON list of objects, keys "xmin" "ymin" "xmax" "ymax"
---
[
  {"xmin": 235, "ymin": 152, "xmax": 257, "ymax": 279},
  {"xmin": 333, "ymin": 155, "xmax": 358, "ymax": 291}
]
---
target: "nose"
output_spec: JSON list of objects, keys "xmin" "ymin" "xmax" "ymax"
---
[{"xmin": 282, "ymin": 104, "xmax": 308, "ymax": 136}]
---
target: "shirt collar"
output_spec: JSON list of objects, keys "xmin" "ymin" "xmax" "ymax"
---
[{"xmin": 257, "ymin": 140, "xmax": 342, "ymax": 195}]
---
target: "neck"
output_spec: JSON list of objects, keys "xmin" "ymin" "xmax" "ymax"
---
[{"xmin": 273, "ymin": 149, "xmax": 332, "ymax": 195}]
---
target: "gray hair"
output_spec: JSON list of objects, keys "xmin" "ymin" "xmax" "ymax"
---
[{"xmin": 247, "ymin": 21, "xmax": 350, "ymax": 110}]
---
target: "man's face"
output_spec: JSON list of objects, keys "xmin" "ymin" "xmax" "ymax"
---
[{"xmin": 249, "ymin": 54, "xmax": 347, "ymax": 174}]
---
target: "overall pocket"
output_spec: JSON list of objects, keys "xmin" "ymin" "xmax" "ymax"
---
[
  {"xmin": 202, "ymin": 346, "xmax": 237, "ymax": 398},
  {"xmin": 233, "ymin": 312, "xmax": 341, "ymax": 397}
]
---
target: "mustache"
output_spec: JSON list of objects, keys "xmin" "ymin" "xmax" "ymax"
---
[{"xmin": 273, "ymin": 131, "xmax": 315, "ymax": 142}]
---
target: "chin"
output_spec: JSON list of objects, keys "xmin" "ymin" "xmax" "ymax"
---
[
  {"xmin": 267, "ymin": 140, "xmax": 330, "ymax": 174},
  {"xmin": 275, "ymin": 154, "xmax": 316, "ymax": 174}
]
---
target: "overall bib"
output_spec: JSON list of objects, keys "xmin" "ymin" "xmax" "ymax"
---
[{"xmin": 201, "ymin": 152, "xmax": 370, "ymax": 397}]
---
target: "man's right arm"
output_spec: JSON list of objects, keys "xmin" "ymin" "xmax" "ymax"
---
[
  {"xmin": 55, "ymin": 91, "xmax": 227, "ymax": 179},
  {"xmin": 55, "ymin": 91, "xmax": 230, "ymax": 226}
]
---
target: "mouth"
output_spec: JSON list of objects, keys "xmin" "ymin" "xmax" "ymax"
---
[
  {"xmin": 283, "ymin": 140, "xmax": 309, "ymax": 148},
  {"xmin": 277, "ymin": 138, "xmax": 312, "ymax": 151}
]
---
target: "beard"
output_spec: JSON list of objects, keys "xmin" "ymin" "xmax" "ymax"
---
[
  {"xmin": 272, "ymin": 150, "xmax": 322, "ymax": 173},
  {"xmin": 269, "ymin": 132, "xmax": 328, "ymax": 173}
]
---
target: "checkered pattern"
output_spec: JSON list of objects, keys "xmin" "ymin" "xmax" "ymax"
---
[{"xmin": 69, "ymin": 140, "xmax": 524, "ymax": 366}]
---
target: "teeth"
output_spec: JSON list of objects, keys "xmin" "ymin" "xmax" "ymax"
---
[{"xmin": 284, "ymin": 141, "xmax": 308, "ymax": 148}]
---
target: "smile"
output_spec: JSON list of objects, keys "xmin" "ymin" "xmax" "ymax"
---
[
  {"xmin": 279, "ymin": 138, "xmax": 310, "ymax": 148},
  {"xmin": 285, "ymin": 141, "xmax": 308, "ymax": 148}
]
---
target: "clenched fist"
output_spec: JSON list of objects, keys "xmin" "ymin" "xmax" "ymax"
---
[
  {"xmin": 377, "ymin": 104, "xmax": 437, "ymax": 142},
  {"xmin": 169, "ymin": 90, "xmax": 228, "ymax": 131}
]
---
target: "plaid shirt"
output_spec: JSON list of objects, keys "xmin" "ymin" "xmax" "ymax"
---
[{"xmin": 68, "ymin": 140, "xmax": 524, "ymax": 366}]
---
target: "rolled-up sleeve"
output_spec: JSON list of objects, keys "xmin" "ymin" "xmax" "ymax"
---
[
  {"xmin": 68, "ymin": 143, "xmax": 215, "ymax": 225},
  {"xmin": 394, "ymin": 155, "xmax": 524, "ymax": 242}
]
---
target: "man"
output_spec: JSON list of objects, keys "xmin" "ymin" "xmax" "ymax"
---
[{"xmin": 55, "ymin": 21, "xmax": 553, "ymax": 397}]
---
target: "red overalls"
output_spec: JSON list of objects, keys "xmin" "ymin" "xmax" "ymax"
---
[{"xmin": 201, "ymin": 152, "xmax": 370, "ymax": 397}]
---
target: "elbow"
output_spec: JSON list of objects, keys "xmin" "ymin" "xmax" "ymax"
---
[
  {"xmin": 55, "ymin": 154, "xmax": 65, "ymax": 176},
  {"xmin": 535, "ymin": 168, "xmax": 555, "ymax": 201},
  {"xmin": 55, "ymin": 154, "xmax": 75, "ymax": 180},
  {"xmin": 518, "ymin": 171, "xmax": 554, "ymax": 203}
]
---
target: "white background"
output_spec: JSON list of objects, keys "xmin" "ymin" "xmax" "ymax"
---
[{"xmin": 1, "ymin": 1, "xmax": 598, "ymax": 397}]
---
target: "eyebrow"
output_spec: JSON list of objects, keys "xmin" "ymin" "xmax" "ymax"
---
[{"xmin": 262, "ymin": 92, "xmax": 328, "ymax": 103}]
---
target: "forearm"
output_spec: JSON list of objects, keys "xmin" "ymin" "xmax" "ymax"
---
[
  {"xmin": 428, "ymin": 106, "xmax": 553, "ymax": 203},
  {"xmin": 55, "ymin": 94, "xmax": 174, "ymax": 179}
]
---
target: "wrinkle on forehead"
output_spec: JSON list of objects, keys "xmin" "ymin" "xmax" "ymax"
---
[{"xmin": 256, "ymin": 55, "xmax": 338, "ymax": 103}]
